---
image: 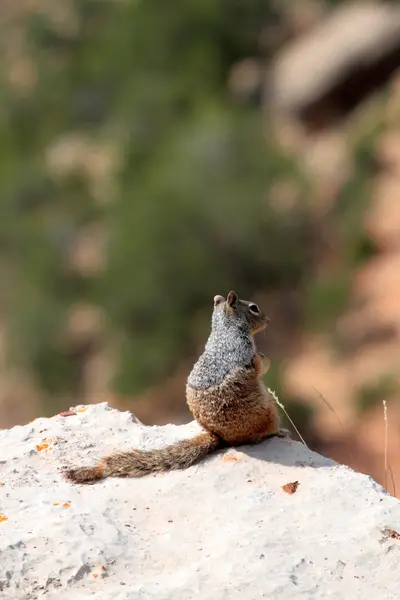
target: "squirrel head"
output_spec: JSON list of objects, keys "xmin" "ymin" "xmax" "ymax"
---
[{"xmin": 213, "ymin": 291, "xmax": 270, "ymax": 335}]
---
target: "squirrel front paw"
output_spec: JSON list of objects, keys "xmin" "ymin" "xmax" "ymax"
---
[
  {"xmin": 264, "ymin": 427, "xmax": 291, "ymax": 441},
  {"xmin": 275, "ymin": 428, "xmax": 291, "ymax": 439}
]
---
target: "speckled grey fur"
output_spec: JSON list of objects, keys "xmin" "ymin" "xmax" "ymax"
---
[{"xmin": 187, "ymin": 299, "xmax": 257, "ymax": 390}]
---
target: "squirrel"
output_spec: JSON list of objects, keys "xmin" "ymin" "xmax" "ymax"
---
[{"xmin": 64, "ymin": 290, "xmax": 288, "ymax": 484}]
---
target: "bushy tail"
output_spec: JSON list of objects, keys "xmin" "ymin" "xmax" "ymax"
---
[{"xmin": 64, "ymin": 432, "xmax": 222, "ymax": 484}]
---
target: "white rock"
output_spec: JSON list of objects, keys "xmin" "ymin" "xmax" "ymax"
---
[{"xmin": 0, "ymin": 402, "xmax": 399, "ymax": 599}]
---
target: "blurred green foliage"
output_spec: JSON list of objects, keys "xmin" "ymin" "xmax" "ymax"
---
[
  {"xmin": 0, "ymin": 0, "xmax": 315, "ymax": 401},
  {"xmin": 0, "ymin": 0, "xmax": 377, "ymax": 411},
  {"xmin": 304, "ymin": 129, "xmax": 379, "ymax": 338},
  {"xmin": 356, "ymin": 375, "xmax": 398, "ymax": 414}
]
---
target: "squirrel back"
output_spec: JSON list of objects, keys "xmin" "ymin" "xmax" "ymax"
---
[
  {"xmin": 187, "ymin": 291, "xmax": 269, "ymax": 389},
  {"xmin": 64, "ymin": 290, "xmax": 283, "ymax": 485}
]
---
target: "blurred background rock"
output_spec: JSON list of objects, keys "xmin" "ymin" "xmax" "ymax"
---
[{"xmin": 0, "ymin": 0, "xmax": 400, "ymax": 496}]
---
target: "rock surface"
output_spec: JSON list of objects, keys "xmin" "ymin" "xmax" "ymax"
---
[{"xmin": 0, "ymin": 402, "xmax": 400, "ymax": 599}]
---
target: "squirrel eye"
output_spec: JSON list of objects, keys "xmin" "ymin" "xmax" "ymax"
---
[{"xmin": 249, "ymin": 303, "xmax": 260, "ymax": 315}]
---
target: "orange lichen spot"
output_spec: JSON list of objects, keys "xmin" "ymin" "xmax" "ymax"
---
[
  {"xmin": 0, "ymin": 513, "xmax": 8, "ymax": 523},
  {"xmin": 53, "ymin": 502, "xmax": 60, "ymax": 506},
  {"xmin": 36, "ymin": 442, "xmax": 49, "ymax": 452},
  {"xmin": 59, "ymin": 410, "xmax": 76, "ymax": 417},
  {"xmin": 0, "ymin": 482, "xmax": 5, "ymax": 487},
  {"xmin": 36, "ymin": 437, "xmax": 57, "ymax": 453},
  {"xmin": 63, "ymin": 502, "xmax": 71, "ymax": 508},
  {"xmin": 282, "ymin": 481, "xmax": 300, "ymax": 495},
  {"xmin": 91, "ymin": 565, "xmax": 106, "ymax": 580},
  {"xmin": 222, "ymin": 454, "xmax": 239, "ymax": 463},
  {"xmin": 77, "ymin": 406, "xmax": 88, "ymax": 413}
]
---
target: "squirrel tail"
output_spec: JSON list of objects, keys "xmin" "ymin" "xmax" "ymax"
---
[{"xmin": 63, "ymin": 432, "xmax": 222, "ymax": 484}]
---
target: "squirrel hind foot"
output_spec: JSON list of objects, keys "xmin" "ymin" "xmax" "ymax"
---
[
  {"xmin": 270, "ymin": 428, "xmax": 291, "ymax": 439},
  {"xmin": 63, "ymin": 464, "xmax": 104, "ymax": 485}
]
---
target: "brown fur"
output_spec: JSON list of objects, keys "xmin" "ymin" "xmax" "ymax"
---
[
  {"xmin": 64, "ymin": 433, "xmax": 221, "ymax": 484},
  {"xmin": 64, "ymin": 353, "xmax": 282, "ymax": 485},
  {"xmin": 64, "ymin": 294, "xmax": 286, "ymax": 485},
  {"xmin": 186, "ymin": 354, "xmax": 280, "ymax": 447}
]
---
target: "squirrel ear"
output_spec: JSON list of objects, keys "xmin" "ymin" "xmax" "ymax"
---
[
  {"xmin": 227, "ymin": 291, "xmax": 238, "ymax": 307},
  {"xmin": 213, "ymin": 295, "xmax": 225, "ymax": 307}
]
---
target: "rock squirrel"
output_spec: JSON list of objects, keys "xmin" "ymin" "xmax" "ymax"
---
[{"xmin": 64, "ymin": 290, "xmax": 288, "ymax": 484}]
